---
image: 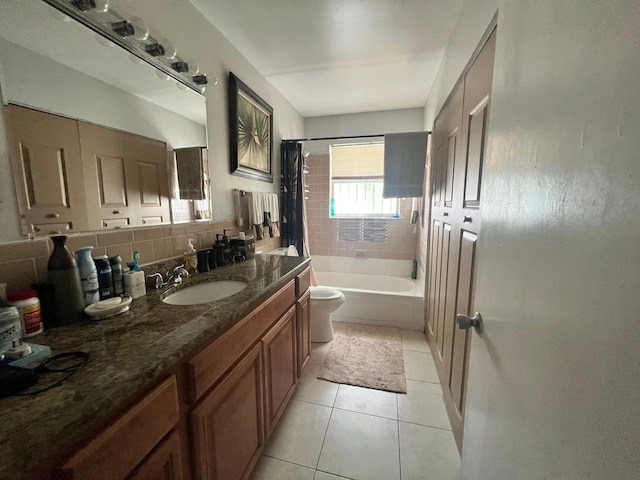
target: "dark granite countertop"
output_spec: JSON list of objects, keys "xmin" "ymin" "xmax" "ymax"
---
[{"xmin": 0, "ymin": 254, "xmax": 310, "ymax": 480}]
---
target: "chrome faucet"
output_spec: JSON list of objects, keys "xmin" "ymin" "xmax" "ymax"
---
[
  {"xmin": 146, "ymin": 265, "xmax": 190, "ymax": 289},
  {"xmin": 167, "ymin": 265, "xmax": 189, "ymax": 286}
]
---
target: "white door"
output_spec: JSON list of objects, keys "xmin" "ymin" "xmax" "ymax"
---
[{"xmin": 460, "ymin": 3, "xmax": 640, "ymax": 479}]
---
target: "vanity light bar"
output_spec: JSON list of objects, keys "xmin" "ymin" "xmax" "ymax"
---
[{"xmin": 43, "ymin": 0, "xmax": 208, "ymax": 94}]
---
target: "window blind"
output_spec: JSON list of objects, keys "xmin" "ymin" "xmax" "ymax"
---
[{"xmin": 330, "ymin": 143, "xmax": 384, "ymax": 178}]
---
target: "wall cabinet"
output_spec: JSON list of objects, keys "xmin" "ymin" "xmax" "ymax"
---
[
  {"xmin": 4, "ymin": 104, "xmax": 89, "ymax": 235},
  {"xmin": 4, "ymin": 104, "xmax": 171, "ymax": 235},
  {"xmin": 79, "ymin": 121, "xmax": 170, "ymax": 230}
]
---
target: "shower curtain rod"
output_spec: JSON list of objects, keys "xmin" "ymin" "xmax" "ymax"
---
[{"xmin": 284, "ymin": 132, "xmax": 431, "ymax": 142}]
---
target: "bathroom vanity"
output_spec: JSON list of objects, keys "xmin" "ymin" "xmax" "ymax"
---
[{"xmin": 0, "ymin": 254, "xmax": 311, "ymax": 480}]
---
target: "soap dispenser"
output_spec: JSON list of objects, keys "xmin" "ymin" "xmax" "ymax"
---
[
  {"xmin": 183, "ymin": 239, "xmax": 198, "ymax": 274},
  {"xmin": 213, "ymin": 234, "xmax": 225, "ymax": 267},
  {"xmin": 222, "ymin": 229, "xmax": 232, "ymax": 264}
]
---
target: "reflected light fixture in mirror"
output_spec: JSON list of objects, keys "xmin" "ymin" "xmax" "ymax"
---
[{"xmin": 44, "ymin": 0, "xmax": 210, "ymax": 93}]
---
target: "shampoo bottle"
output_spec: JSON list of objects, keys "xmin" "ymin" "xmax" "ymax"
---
[{"xmin": 183, "ymin": 239, "xmax": 198, "ymax": 274}]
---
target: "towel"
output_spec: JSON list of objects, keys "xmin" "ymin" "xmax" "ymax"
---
[
  {"xmin": 264, "ymin": 193, "xmax": 280, "ymax": 237},
  {"xmin": 382, "ymin": 131, "xmax": 428, "ymax": 198},
  {"xmin": 248, "ymin": 192, "xmax": 265, "ymax": 240}
]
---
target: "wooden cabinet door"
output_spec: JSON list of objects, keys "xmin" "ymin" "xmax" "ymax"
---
[
  {"xmin": 296, "ymin": 290, "xmax": 311, "ymax": 377},
  {"xmin": 426, "ymin": 28, "xmax": 496, "ymax": 452},
  {"xmin": 59, "ymin": 376, "xmax": 180, "ymax": 480},
  {"xmin": 129, "ymin": 430, "xmax": 183, "ymax": 480},
  {"xmin": 4, "ymin": 104, "xmax": 89, "ymax": 235},
  {"xmin": 78, "ymin": 122, "xmax": 170, "ymax": 229},
  {"xmin": 262, "ymin": 306, "xmax": 297, "ymax": 436},
  {"xmin": 190, "ymin": 343, "xmax": 264, "ymax": 480}
]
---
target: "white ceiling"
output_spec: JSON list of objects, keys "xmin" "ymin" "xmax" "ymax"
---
[{"xmin": 190, "ymin": 0, "xmax": 462, "ymax": 117}]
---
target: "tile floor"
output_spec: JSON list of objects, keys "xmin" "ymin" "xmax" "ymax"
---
[{"xmin": 251, "ymin": 325, "xmax": 460, "ymax": 480}]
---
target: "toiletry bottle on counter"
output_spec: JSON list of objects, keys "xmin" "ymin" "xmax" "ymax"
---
[
  {"xmin": 76, "ymin": 246, "xmax": 100, "ymax": 306},
  {"xmin": 94, "ymin": 255, "xmax": 114, "ymax": 300},
  {"xmin": 183, "ymin": 239, "xmax": 198, "ymax": 274},
  {"xmin": 7, "ymin": 290, "xmax": 42, "ymax": 338},
  {"xmin": 109, "ymin": 255, "xmax": 125, "ymax": 296}
]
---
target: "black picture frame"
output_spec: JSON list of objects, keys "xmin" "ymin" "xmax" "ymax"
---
[{"xmin": 228, "ymin": 72, "xmax": 273, "ymax": 182}]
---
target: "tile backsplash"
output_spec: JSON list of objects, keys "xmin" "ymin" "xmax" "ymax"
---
[{"xmin": 0, "ymin": 220, "xmax": 280, "ymax": 294}]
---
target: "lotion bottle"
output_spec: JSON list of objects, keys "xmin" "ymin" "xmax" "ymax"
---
[{"xmin": 183, "ymin": 239, "xmax": 198, "ymax": 274}]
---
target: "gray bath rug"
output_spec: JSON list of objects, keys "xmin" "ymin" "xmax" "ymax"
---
[{"xmin": 317, "ymin": 322, "xmax": 407, "ymax": 394}]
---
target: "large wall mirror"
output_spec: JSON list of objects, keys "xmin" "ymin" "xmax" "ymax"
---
[{"xmin": 0, "ymin": 0, "xmax": 210, "ymax": 242}]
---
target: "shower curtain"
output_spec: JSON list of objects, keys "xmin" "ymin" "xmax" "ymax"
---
[{"xmin": 280, "ymin": 141, "xmax": 304, "ymax": 253}]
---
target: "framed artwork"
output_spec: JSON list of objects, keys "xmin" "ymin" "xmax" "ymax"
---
[{"xmin": 228, "ymin": 72, "xmax": 273, "ymax": 182}]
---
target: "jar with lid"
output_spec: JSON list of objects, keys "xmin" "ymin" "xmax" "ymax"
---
[
  {"xmin": 7, "ymin": 290, "xmax": 43, "ymax": 338},
  {"xmin": 0, "ymin": 307, "xmax": 23, "ymax": 353}
]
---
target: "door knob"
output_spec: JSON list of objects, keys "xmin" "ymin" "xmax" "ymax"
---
[{"xmin": 456, "ymin": 312, "xmax": 483, "ymax": 333}]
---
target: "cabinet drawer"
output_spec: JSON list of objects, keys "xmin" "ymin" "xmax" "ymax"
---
[
  {"xmin": 58, "ymin": 375, "xmax": 180, "ymax": 480},
  {"xmin": 296, "ymin": 267, "xmax": 311, "ymax": 297},
  {"xmin": 187, "ymin": 281, "xmax": 296, "ymax": 402}
]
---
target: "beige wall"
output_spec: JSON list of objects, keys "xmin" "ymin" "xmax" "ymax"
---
[{"xmin": 305, "ymin": 154, "xmax": 418, "ymax": 260}]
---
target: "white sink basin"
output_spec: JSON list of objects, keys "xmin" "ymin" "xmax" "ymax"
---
[{"xmin": 162, "ymin": 281, "xmax": 247, "ymax": 305}]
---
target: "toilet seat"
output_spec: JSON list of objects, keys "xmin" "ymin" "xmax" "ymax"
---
[{"xmin": 310, "ymin": 285, "xmax": 344, "ymax": 300}]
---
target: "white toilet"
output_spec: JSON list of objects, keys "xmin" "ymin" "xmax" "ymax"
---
[
  {"xmin": 309, "ymin": 285, "xmax": 345, "ymax": 342},
  {"xmin": 266, "ymin": 245, "xmax": 345, "ymax": 343}
]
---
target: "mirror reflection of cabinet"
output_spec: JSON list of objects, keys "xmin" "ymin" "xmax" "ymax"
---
[
  {"xmin": 4, "ymin": 104, "xmax": 171, "ymax": 235},
  {"xmin": 79, "ymin": 122, "xmax": 170, "ymax": 230},
  {"xmin": 4, "ymin": 105, "xmax": 89, "ymax": 235}
]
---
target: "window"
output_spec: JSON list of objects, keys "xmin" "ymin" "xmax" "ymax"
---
[{"xmin": 329, "ymin": 143, "xmax": 398, "ymax": 217}]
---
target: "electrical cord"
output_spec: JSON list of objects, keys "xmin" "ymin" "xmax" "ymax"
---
[{"xmin": 0, "ymin": 351, "xmax": 89, "ymax": 397}]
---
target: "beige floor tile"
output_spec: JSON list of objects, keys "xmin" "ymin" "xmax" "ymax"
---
[
  {"xmin": 403, "ymin": 350, "xmax": 439, "ymax": 383},
  {"xmin": 263, "ymin": 400, "xmax": 331, "ymax": 468},
  {"xmin": 314, "ymin": 472, "xmax": 353, "ymax": 480},
  {"xmin": 334, "ymin": 384, "xmax": 398, "ymax": 420},
  {"xmin": 310, "ymin": 341, "xmax": 332, "ymax": 365},
  {"xmin": 250, "ymin": 456, "xmax": 315, "ymax": 480},
  {"xmin": 399, "ymin": 422, "xmax": 460, "ymax": 480},
  {"xmin": 398, "ymin": 380, "xmax": 451, "ymax": 430},
  {"xmin": 294, "ymin": 364, "xmax": 339, "ymax": 406},
  {"xmin": 317, "ymin": 409, "xmax": 400, "ymax": 480},
  {"xmin": 401, "ymin": 330, "xmax": 430, "ymax": 353}
]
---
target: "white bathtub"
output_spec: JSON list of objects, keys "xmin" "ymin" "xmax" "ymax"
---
[{"xmin": 312, "ymin": 256, "xmax": 425, "ymax": 331}]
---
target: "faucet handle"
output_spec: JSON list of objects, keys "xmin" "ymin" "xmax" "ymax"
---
[{"xmin": 146, "ymin": 272, "xmax": 164, "ymax": 289}]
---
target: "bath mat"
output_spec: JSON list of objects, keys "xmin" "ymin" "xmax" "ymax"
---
[{"xmin": 317, "ymin": 322, "xmax": 407, "ymax": 394}]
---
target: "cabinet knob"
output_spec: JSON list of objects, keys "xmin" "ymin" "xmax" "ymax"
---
[
  {"xmin": 463, "ymin": 215, "xmax": 472, "ymax": 223},
  {"xmin": 46, "ymin": 213, "xmax": 60, "ymax": 218},
  {"xmin": 456, "ymin": 312, "xmax": 483, "ymax": 333},
  {"xmin": 112, "ymin": 210, "xmax": 122, "ymax": 214},
  {"xmin": 443, "ymin": 211, "xmax": 449, "ymax": 217}
]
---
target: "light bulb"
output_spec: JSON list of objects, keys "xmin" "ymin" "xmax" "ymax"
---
[
  {"xmin": 94, "ymin": 34, "xmax": 114, "ymax": 48},
  {"xmin": 128, "ymin": 54, "xmax": 145, "ymax": 65},
  {"xmin": 129, "ymin": 16, "xmax": 149, "ymax": 42},
  {"xmin": 159, "ymin": 38, "xmax": 177, "ymax": 61},
  {"xmin": 184, "ymin": 58, "xmax": 200, "ymax": 75},
  {"xmin": 155, "ymin": 70, "xmax": 171, "ymax": 81}
]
